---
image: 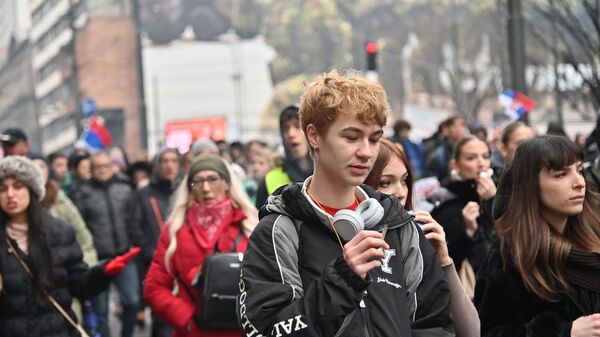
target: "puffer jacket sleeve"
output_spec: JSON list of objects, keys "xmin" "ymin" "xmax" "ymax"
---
[
  {"xmin": 474, "ymin": 249, "xmax": 572, "ymax": 337},
  {"xmin": 239, "ymin": 214, "xmax": 370, "ymax": 337},
  {"xmin": 55, "ymin": 191, "xmax": 98, "ymax": 266},
  {"xmin": 404, "ymin": 223, "xmax": 455, "ymax": 337},
  {"xmin": 52, "ymin": 217, "xmax": 110, "ymax": 300},
  {"xmin": 143, "ymin": 226, "xmax": 195, "ymax": 330}
]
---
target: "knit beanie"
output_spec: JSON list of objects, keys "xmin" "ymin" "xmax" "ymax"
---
[
  {"xmin": 190, "ymin": 139, "xmax": 219, "ymax": 157},
  {"xmin": 187, "ymin": 155, "xmax": 230, "ymax": 190},
  {"xmin": 0, "ymin": 156, "xmax": 45, "ymax": 200}
]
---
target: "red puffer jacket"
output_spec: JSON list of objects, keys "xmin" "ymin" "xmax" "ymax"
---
[{"xmin": 144, "ymin": 206, "xmax": 248, "ymax": 337}]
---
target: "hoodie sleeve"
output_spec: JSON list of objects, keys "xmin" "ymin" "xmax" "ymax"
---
[{"xmin": 239, "ymin": 214, "xmax": 370, "ymax": 337}]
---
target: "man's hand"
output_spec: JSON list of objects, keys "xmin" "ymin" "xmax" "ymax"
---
[{"xmin": 343, "ymin": 231, "xmax": 389, "ymax": 279}]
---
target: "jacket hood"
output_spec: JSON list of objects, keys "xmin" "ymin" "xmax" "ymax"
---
[
  {"xmin": 278, "ymin": 105, "xmax": 314, "ymax": 182},
  {"xmin": 260, "ymin": 176, "xmax": 413, "ymax": 235},
  {"xmin": 151, "ymin": 146, "xmax": 182, "ymax": 189},
  {"xmin": 282, "ymin": 155, "xmax": 314, "ymax": 182}
]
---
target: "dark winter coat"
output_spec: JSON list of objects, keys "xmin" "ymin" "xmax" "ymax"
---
[
  {"xmin": 584, "ymin": 156, "xmax": 600, "ymax": 194},
  {"xmin": 475, "ymin": 244, "xmax": 584, "ymax": 337},
  {"xmin": 428, "ymin": 179, "xmax": 494, "ymax": 273},
  {"xmin": 129, "ymin": 176, "xmax": 177, "ymax": 275},
  {"xmin": 69, "ymin": 177, "xmax": 132, "ymax": 259},
  {"xmin": 0, "ymin": 215, "xmax": 110, "ymax": 337},
  {"xmin": 240, "ymin": 180, "xmax": 454, "ymax": 337}
]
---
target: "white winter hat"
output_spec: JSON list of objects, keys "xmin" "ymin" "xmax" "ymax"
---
[{"xmin": 0, "ymin": 156, "xmax": 45, "ymax": 200}]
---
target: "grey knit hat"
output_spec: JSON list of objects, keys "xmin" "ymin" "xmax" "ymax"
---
[
  {"xmin": 0, "ymin": 156, "xmax": 45, "ymax": 200},
  {"xmin": 190, "ymin": 139, "xmax": 219, "ymax": 157}
]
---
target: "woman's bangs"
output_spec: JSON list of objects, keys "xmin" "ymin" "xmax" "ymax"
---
[{"xmin": 542, "ymin": 137, "xmax": 583, "ymax": 171}]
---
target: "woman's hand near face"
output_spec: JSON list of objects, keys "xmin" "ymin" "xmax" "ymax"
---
[
  {"xmin": 413, "ymin": 211, "xmax": 452, "ymax": 267},
  {"xmin": 476, "ymin": 173, "xmax": 497, "ymax": 200},
  {"xmin": 571, "ymin": 314, "xmax": 600, "ymax": 337},
  {"xmin": 462, "ymin": 202, "xmax": 480, "ymax": 237}
]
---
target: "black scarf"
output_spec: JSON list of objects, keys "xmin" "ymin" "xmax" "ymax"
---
[{"xmin": 563, "ymin": 247, "xmax": 600, "ymax": 314}]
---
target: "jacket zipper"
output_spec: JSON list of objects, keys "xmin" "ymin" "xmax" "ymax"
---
[
  {"xmin": 103, "ymin": 187, "xmax": 120, "ymax": 255},
  {"xmin": 360, "ymin": 290, "xmax": 372, "ymax": 337}
]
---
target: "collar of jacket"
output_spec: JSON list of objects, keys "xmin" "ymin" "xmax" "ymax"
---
[
  {"xmin": 261, "ymin": 176, "xmax": 413, "ymax": 235},
  {"xmin": 91, "ymin": 176, "xmax": 114, "ymax": 188},
  {"xmin": 444, "ymin": 178, "xmax": 479, "ymax": 202},
  {"xmin": 150, "ymin": 174, "xmax": 181, "ymax": 192}
]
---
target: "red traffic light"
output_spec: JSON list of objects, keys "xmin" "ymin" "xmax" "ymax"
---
[{"xmin": 365, "ymin": 41, "xmax": 378, "ymax": 54}]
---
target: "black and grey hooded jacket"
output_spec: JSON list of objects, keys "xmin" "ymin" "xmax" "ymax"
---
[
  {"xmin": 129, "ymin": 147, "xmax": 182, "ymax": 273},
  {"xmin": 239, "ymin": 178, "xmax": 454, "ymax": 337}
]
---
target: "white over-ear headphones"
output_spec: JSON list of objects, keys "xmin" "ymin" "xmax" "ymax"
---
[{"xmin": 332, "ymin": 198, "xmax": 385, "ymax": 241}]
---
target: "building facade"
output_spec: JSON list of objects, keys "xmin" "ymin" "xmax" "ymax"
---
[
  {"xmin": 30, "ymin": 0, "xmax": 144, "ymax": 157},
  {"xmin": 0, "ymin": 41, "xmax": 41, "ymax": 151}
]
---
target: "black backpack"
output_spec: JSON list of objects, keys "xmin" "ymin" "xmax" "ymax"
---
[{"xmin": 193, "ymin": 234, "xmax": 243, "ymax": 329}]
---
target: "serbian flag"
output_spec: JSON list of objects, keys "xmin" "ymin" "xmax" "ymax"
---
[
  {"xmin": 498, "ymin": 90, "xmax": 537, "ymax": 120},
  {"xmin": 76, "ymin": 116, "xmax": 112, "ymax": 152}
]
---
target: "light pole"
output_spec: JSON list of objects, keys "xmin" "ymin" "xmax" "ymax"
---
[
  {"xmin": 507, "ymin": 0, "xmax": 529, "ymax": 123},
  {"xmin": 132, "ymin": 0, "xmax": 148, "ymax": 150},
  {"xmin": 549, "ymin": 0, "xmax": 564, "ymax": 127}
]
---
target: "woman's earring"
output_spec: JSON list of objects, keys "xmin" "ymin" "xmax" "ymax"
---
[
  {"xmin": 313, "ymin": 148, "xmax": 319, "ymax": 161},
  {"xmin": 450, "ymin": 169, "xmax": 460, "ymax": 180}
]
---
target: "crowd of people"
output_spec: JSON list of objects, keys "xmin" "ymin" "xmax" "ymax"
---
[{"xmin": 0, "ymin": 69, "xmax": 599, "ymax": 337}]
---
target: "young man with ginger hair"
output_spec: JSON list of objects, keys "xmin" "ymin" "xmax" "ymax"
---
[{"xmin": 239, "ymin": 70, "xmax": 454, "ymax": 337}]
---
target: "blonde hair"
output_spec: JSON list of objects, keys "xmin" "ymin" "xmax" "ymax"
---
[
  {"xmin": 299, "ymin": 69, "xmax": 389, "ymax": 153},
  {"xmin": 164, "ymin": 160, "xmax": 258, "ymax": 274}
]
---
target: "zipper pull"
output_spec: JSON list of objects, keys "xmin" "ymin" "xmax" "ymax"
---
[{"xmin": 359, "ymin": 290, "xmax": 367, "ymax": 308}]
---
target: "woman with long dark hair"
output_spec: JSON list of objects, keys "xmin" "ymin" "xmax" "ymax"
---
[
  {"xmin": 365, "ymin": 138, "xmax": 479, "ymax": 337},
  {"xmin": 475, "ymin": 135, "xmax": 600, "ymax": 337},
  {"xmin": 0, "ymin": 156, "xmax": 138, "ymax": 337}
]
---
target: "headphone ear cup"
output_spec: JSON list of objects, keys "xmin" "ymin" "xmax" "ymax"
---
[
  {"xmin": 356, "ymin": 198, "xmax": 385, "ymax": 229},
  {"xmin": 332, "ymin": 210, "xmax": 364, "ymax": 241}
]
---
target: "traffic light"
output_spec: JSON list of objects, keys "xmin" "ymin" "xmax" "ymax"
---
[{"xmin": 365, "ymin": 40, "xmax": 378, "ymax": 71}]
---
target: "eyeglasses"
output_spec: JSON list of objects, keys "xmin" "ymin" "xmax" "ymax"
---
[
  {"xmin": 191, "ymin": 176, "xmax": 222, "ymax": 189},
  {"xmin": 93, "ymin": 163, "xmax": 113, "ymax": 170}
]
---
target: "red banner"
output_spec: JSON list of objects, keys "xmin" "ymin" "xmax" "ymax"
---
[{"xmin": 165, "ymin": 117, "xmax": 226, "ymax": 153}]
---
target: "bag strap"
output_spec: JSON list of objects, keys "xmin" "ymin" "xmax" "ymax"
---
[
  {"xmin": 213, "ymin": 231, "xmax": 244, "ymax": 253},
  {"xmin": 6, "ymin": 238, "xmax": 90, "ymax": 337},
  {"xmin": 149, "ymin": 196, "xmax": 165, "ymax": 230}
]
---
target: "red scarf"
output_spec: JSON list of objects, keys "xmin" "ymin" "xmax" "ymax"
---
[{"xmin": 186, "ymin": 197, "xmax": 245, "ymax": 251}]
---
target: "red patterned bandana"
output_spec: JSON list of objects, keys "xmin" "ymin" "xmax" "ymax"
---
[{"xmin": 187, "ymin": 197, "xmax": 233, "ymax": 249}]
